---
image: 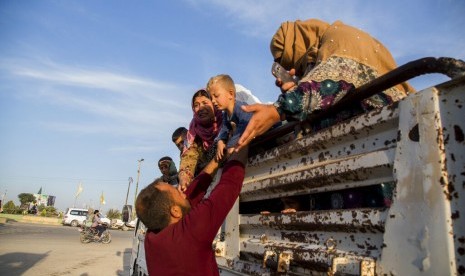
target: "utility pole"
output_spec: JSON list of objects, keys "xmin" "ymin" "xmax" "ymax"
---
[
  {"xmin": 133, "ymin": 158, "xmax": 144, "ymax": 218},
  {"xmin": 125, "ymin": 177, "xmax": 133, "ymax": 205}
]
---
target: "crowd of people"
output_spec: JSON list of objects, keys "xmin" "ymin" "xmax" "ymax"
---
[{"xmin": 135, "ymin": 18, "xmax": 414, "ymax": 276}]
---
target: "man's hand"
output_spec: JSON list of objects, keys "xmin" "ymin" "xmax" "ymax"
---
[
  {"xmin": 228, "ymin": 145, "xmax": 249, "ymax": 165},
  {"xmin": 234, "ymin": 104, "xmax": 281, "ymax": 152}
]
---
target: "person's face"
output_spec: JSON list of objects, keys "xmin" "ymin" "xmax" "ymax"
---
[
  {"xmin": 173, "ymin": 133, "xmax": 186, "ymax": 152},
  {"xmin": 158, "ymin": 162, "xmax": 170, "ymax": 176},
  {"xmin": 192, "ymin": 96, "xmax": 215, "ymax": 125},
  {"xmin": 157, "ymin": 183, "xmax": 191, "ymax": 212},
  {"xmin": 209, "ymin": 83, "xmax": 234, "ymax": 111}
]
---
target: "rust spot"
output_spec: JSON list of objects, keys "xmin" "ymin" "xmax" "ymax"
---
[
  {"xmin": 458, "ymin": 247, "xmax": 464, "ymax": 255},
  {"xmin": 454, "ymin": 125, "xmax": 464, "ymax": 142},
  {"xmin": 409, "ymin": 124, "xmax": 420, "ymax": 142},
  {"xmin": 281, "ymin": 232, "xmax": 307, "ymax": 243},
  {"xmin": 459, "ymin": 265, "xmax": 465, "ymax": 275},
  {"xmin": 318, "ymin": 152, "xmax": 326, "ymax": 162},
  {"xmin": 397, "ymin": 130, "xmax": 401, "ymax": 142},
  {"xmin": 451, "ymin": 211, "xmax": 460, "ymax": 220},
  {"xmin": 440, "ymin": 176, "xmax": 447, "ymax": 187}
]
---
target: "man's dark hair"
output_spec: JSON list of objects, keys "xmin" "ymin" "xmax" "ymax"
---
[
  {"xmin": 172, "ymin": 127, "xmax": 187, "ymax": 143},
  {"xmin": 136, "ymin": 179, "xmax": 173, "ymax": 232},
  {"xmin": 94, "ymin": 210, "xmax": 99, "ymax": 214}
]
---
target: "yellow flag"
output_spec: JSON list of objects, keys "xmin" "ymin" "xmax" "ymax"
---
[
  {"xmin": 75, "ymin": 182, "xmax": 83, "ymax": 198},
  {"xmin": 100, "ymin": 191, "xmax": 106, "ymax": 205}
]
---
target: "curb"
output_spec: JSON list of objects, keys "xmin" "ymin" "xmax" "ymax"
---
[{"xmin": 0, "ymin": 215, "xmax": 62, "ymax": 226}]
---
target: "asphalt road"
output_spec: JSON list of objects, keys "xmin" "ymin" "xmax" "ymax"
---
[{"xmin": 0, "ymin": 221, "xmax": 134, "ymax": 276}]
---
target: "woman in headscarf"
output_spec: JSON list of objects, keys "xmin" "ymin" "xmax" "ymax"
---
[
  {"xmin": 235, "ymin": 18, "xmax": 415, "ymax": 150},
  {"xmin": 177, "ymin": 89, "xmax": 223, "ymax": 191},
  {"xmin": 178, "ymin": 85, "xmax": 260, "ymax": 191}
]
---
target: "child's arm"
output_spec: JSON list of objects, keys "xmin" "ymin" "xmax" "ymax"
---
[{"xmin": 216, "ymin": 139, "xmax": 226, "ymax": 161}]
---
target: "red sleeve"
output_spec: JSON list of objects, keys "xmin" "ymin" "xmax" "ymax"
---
[
  {"xmin": 184, "ymin": 160, "xmax": 245, "ymax": 242},
  {"xmin": 185, "ymin": 171, "xmax": 212, "ymax": 208}
]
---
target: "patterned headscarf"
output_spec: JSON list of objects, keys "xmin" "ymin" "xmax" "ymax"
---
[{"xmin": 187, "ymin": 89, "xmax": 223, "ymax": 151}]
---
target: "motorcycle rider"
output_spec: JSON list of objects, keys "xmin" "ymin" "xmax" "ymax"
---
[{"xmin": 91, "ymin": 210, "xmax": 105, "ymax": 239}]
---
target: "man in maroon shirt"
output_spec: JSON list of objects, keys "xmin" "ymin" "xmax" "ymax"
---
[{"xmin": 135, "ymin": 149, "xmax": 247, "ymax": 276}]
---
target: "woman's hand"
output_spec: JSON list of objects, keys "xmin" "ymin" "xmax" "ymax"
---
[
  {"xmin": 177, "ymin": 171, "xmax": 192, "ymax": 192},
  {"xmin": 275, "ymin": 68, "xmax": 297, "ymax": 93},
  {"xmin": 234, "ymin": 104, "xmax": 281, "ymax": 152}
]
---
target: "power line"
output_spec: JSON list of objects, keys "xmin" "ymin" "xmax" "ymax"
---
[{"xmin": 0, "ymin": 175, "xmax": 129, "ymax": 183}]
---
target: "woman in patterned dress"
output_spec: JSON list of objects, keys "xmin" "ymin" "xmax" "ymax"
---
[
  {"xmin": 177, "ymin": 89, "xmax": 222, "ymax": 191},
  {"xmin": 235, "ymin": 18, "xmax": 415, "ymax": 150}
]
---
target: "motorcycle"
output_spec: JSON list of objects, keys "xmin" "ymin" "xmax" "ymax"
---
[{"xmin": 79, "ymin": 223, "xmax": 111, "ymax": 244}]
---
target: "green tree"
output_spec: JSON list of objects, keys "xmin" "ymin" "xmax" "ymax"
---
[
  {"xmin": 106, "ymin": 208, "xmax": 121, "ymax": 220},
  {"xmin": 36, "ymin": 205, "xmax": 58, "ymax": 217},
  {"xmin": 44, "ymin": 206, "xmax": 58, "ymax": 217},
  {"xmin": 18, "ymin": 193, "xmax": 36, "ymax": 205},
  {"xmin": 3, "ymin": 200, "xmax": 17, "ymax": 214}
]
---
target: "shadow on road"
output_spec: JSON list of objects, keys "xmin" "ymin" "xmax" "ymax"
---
[
  {"xmin": 0, "ymin": 251, "xmax": 50, "ymax": 275},
  {"xmin": 116, "ymin": 247, "xmax": 133, "ymax": 275}
]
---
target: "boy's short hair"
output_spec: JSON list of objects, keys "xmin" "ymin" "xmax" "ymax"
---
[
  {"xmin": 136, "ymin": 179, "xmax": 173, "ymax": 232},
  {"xmin": 172, "ymin": 127, "xmax": 187, "ymax": 143},
  {"xmin": 206, "ymin": 74, "xmax": 236, "ymax": 95}
]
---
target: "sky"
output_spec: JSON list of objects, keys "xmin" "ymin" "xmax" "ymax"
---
[{"xmin": 0, "ymin": 0, "xmax": 464, "ymax": 213}]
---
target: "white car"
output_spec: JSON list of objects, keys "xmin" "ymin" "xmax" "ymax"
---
[{"xmin": 62, "ymin": 208, "xmax": 88, "ymax": 227}]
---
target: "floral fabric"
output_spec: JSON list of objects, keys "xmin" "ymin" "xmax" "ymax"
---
[{"xmin": 277, "ymin": 77, "xmax": 393, "ymax": 131}]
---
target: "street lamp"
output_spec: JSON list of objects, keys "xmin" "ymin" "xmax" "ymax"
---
[{"xmin": 133, "ymin": 158, "xmax": 144, "ymax": 218}]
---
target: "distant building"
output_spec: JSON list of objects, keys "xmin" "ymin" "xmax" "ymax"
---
[{"xmin": 33, "ymin": 194, "xmax": 56, "ymax": 207}]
